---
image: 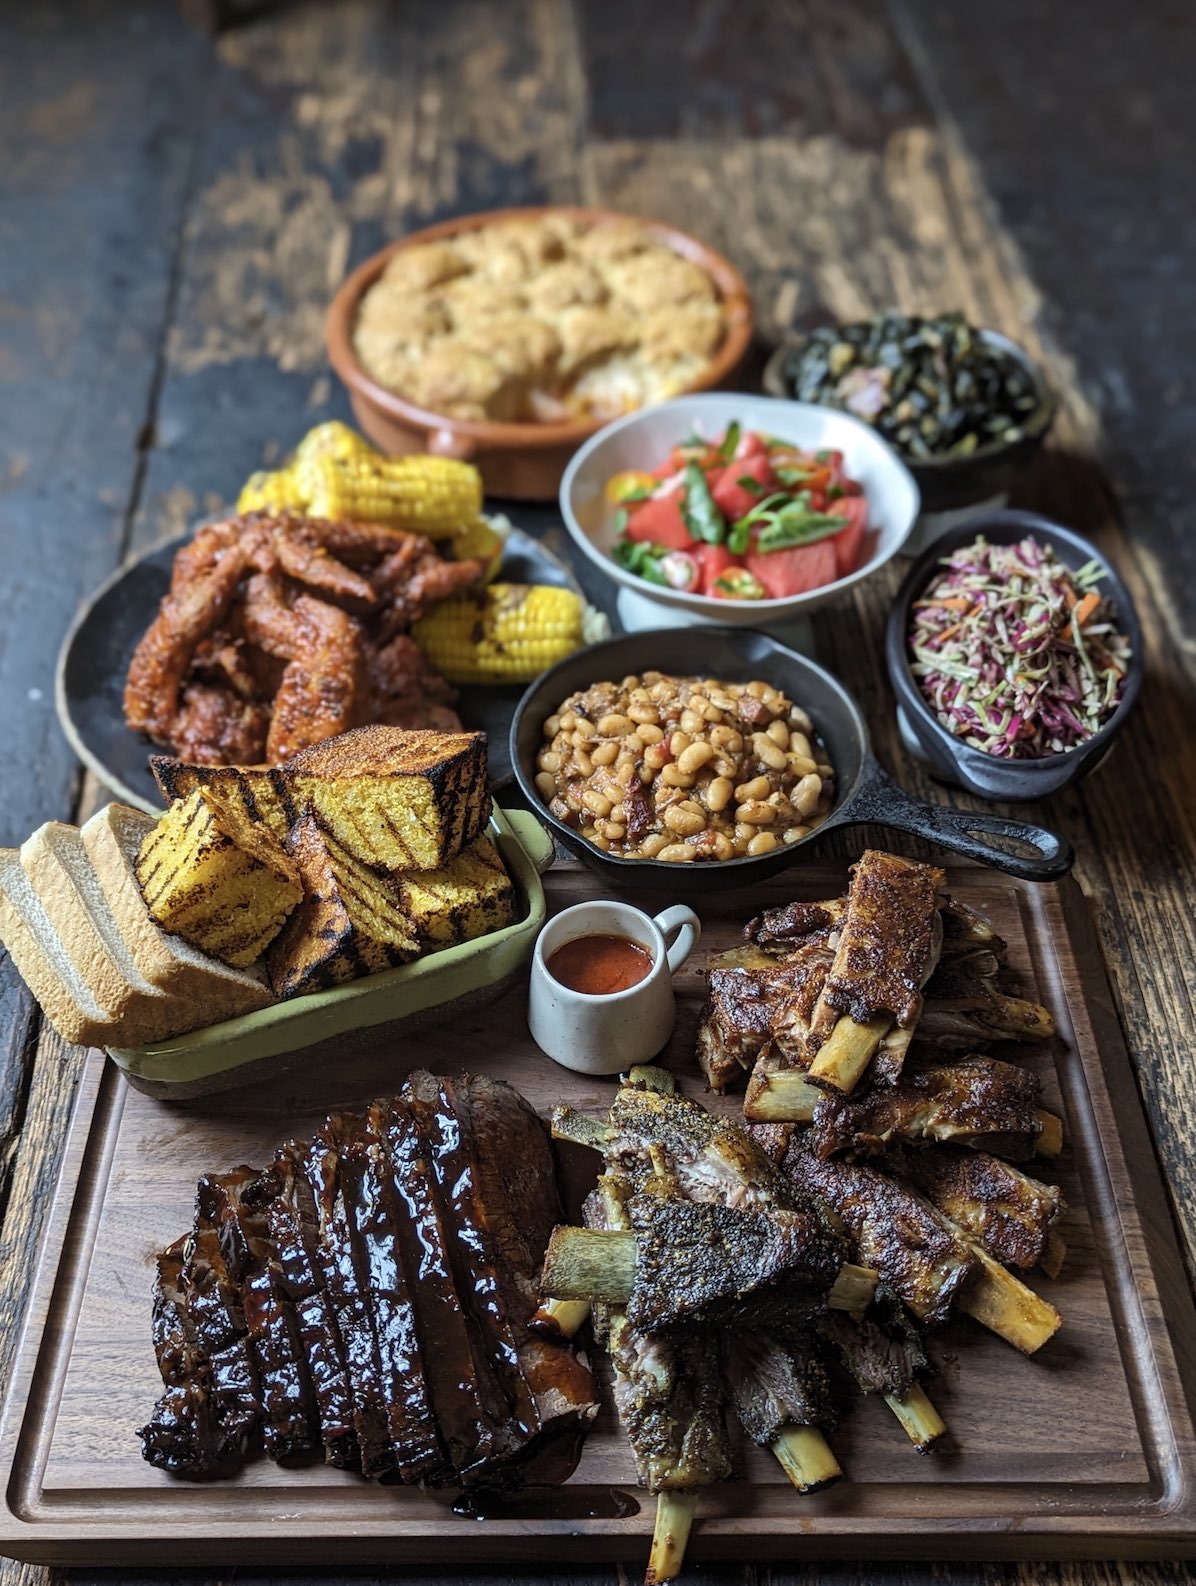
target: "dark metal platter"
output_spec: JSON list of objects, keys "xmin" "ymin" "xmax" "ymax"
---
[{"xmin": 55, "ymin": 513, "xmax": 577, "ymax": 814}]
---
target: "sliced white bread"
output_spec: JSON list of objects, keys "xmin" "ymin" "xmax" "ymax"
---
[
  {"xmin": 0, "ymin": 850, "xmax": 117, "ymax": 1047},
  {"xmin": 19, "ymin": 821, "xmax": 199, "ymax": 1047},
  {"xmin": 82, "ymin": 803, "xmax": 273, "ymax": 1025}
]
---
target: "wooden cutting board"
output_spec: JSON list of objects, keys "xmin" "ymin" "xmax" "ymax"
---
[{"xmin": 1, "ymin": 861, "xmax": 1194, "ymax": 1566}]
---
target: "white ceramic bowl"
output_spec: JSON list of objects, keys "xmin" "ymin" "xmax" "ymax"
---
[{"xmin": 559, "ymin": 392, "xmax": 920, "ymax": 624}]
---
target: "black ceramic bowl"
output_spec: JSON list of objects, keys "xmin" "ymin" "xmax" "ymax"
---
[
  {"xmin": 511, "ymin": 626, "xmax": 1073, "ymax": 891},
  {"xmin": 763, "ymin": 327, "xmax": 1055, "ymax": 514},
  {"xmin": 886, "ymin": 510, "xmax": 1143, "ymax": 801}
]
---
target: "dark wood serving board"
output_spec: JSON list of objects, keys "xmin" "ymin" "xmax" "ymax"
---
[{"xmin": 0, "ymin": 861, "xmax": 1194, "ymax": 1566}]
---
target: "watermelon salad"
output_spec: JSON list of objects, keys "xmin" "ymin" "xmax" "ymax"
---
[{"xmin": 607, "ymin": 422, "xmax": 872, "ymax": 601}]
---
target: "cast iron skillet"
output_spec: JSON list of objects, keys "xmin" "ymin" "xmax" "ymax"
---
[
  {"xmin": 885, "ymin": 510, "xmax": 1143, "ymax": 801},
  {"xmin": 510, "ymin": 626, "xmax": 1073, "ymax": 889}
]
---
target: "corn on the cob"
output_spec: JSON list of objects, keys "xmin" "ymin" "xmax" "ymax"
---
[
  {"xmin": 449, "ymin": 516, "xmax": 507, "ymax": 581},
  {"xmin": 412, "ymin": 584, "xmax": 592, "ymax": 684},
  {"xmin": 236, "ymin": 467, "xmax": 311, "ymax": 514},
  {"xmin": 293, "ymin": 421, "xmax": 377, "ymax": 466},
  {"xmin": 298, "ymin": 452, "xmax": 482, "ymax": 537}
]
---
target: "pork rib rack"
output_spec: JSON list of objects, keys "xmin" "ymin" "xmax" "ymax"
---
[{"xmin": 140, "ymin": 1072, "xmax": 599, "ymax": 1487}]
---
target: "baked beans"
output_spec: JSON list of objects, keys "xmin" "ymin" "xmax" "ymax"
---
[{"xmin": 535, "ymin": 672, "xmax": 836, "ymax": 860}]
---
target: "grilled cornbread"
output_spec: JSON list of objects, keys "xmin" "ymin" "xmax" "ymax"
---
[
  {"xmin": 149, "ymin": 756, "xmax": 295, "ymax": 844},
  {"xmin": 136, "ymin": 788, "xmax": 303, "ymax": 968},
  {"xmin": 267, "ymin": 812, "xmax": 515, "ymax": 999},
  {"xmin": 281, "ymin": 725, "xmax": 490, "ymax": 871}
]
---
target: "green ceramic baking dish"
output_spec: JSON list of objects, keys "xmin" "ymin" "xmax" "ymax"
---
[{"xmin": 107, "ymin": 807, "xmax": 555, "ymax": 1101}]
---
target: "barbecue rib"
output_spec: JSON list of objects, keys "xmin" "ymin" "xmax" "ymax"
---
[
  {"xmin": 809, "ymin": 1056, "xmax": 1055, "ymax": 1162},
  {"xmin": 890, "ymin": 1145, "xmax": 1066, "ymax": 1274},
  {"xmin": 757, "ymin": 1122, "xmax": 1061, "ymax": 1353},
  {"xmin": 139, "ymin": 1074, "xmax": 598, "ymax": 1486},
  {"xmin": 805, "ymin": 851, "xmax": 946, "ymax": 1093}
]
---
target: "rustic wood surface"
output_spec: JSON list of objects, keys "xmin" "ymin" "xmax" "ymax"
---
[
  {"xmin": 0, "ymin": 0, "xmax": 1193, "ymax": 1581},
  {"xmin": 2, "ymin": 862, "xmax": 1195, "ymax": 1569}
]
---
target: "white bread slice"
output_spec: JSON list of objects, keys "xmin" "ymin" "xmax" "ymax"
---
[
  {"xmin": 82, "ymin": 804, "xmax": 273, "ymax": 1023},
  {"xmin": 0, "ymin": 850, "xmax": 117, "ymax": 1047},
  {"xmin": 21, "ymin": 823, "xmax": 169, "ymax": 1011}
]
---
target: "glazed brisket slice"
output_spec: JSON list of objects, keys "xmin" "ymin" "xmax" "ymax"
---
[
  {"xmin": 456, "ymin": 1075, "xmax": 599, "ymax": 1478},
  {"xmin": 340, "ymin": 1105, "xmax": 448, "ymax": 1483},
  {"xmin": 199, "ymin": 1169, "xmax": 318, "ymax": 1460},
  {"xmin": 385, "ymin": 1095, "xmax": 513, "ymax": 1475},
  {"xmin": 301, "ymin": 1127, "xmax": 395, "ymax": 1477},
  {"xmin": 178, "ymin": 1215, "xmax": 261, "ymax": 1451},
  {"xmin": 247, "ymin": 1149, "xmax": 359, "ymax": 1470},
  {"xmin": 139, "ymin": 1237, "xmax": 230, "ymax": 1475},
  {"xmin": 402, "ymin": 1071, "xmax": 544, "ymax": 1477}
]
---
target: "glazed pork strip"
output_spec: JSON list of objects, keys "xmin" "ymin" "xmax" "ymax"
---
[
  {"xmin": 338, "ymin": 1109, "xmax": 448, "ymax": 1483},
  {"xmin": 809, "ymin": 1056, "xmax": 1049, "ymax": 1163},
  {"xmin": 454, "ymin": 1075, "xmax": 600, "ymax": 1476},
  {"xmin": 402, "ymin": 1073, "xmax": 544, "ymax": 1467},
  {"xmin": 890, "ymin": 1145, "xmax": 1065, "ymax": 1273},
  {"xmin": 249, "ymin": 1151, "xmax": 360, "ymax": 1470},
  {"xmin": 199, "ymin": 1169, "xmax": 319, "ymax": 1461},
  {"xmin": 758, "ymin": 1125, "xmax": 974, "ymax": 1326},
  {"xmin": 139, "ymin": 1238, "xmax": 232, "ymax": 1475},
  {"xmin": 302, "ymin": 1128, "xmax": 398, "ymax": 1477},
  {"xmin": 178, "ymin": 1217, "xmax": 263, "ymax": 1453},
  {"xmin": 384, "ymin": 1095, "xmax": 514, "ymax": 1477}
]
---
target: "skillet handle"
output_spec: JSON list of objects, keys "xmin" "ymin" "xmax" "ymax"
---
[{"xmin": 847, "ymin": 761, "xmax": 1074, "ymax": 882}]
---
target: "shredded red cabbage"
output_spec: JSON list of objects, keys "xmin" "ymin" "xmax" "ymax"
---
[{"xmin": 907, "ymin": 535, "xmax": 1132, "ymax": 759}]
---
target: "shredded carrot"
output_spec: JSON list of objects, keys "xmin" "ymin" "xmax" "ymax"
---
[
  {"xmin": 938, "ymin": 595, "xmax": 972, "ymax": 612},
  {"xmin": 935, "ymin": 622, "xmax": 964, "ymax": 644},
  {"xmin": 1075, "ymin": 591, "xmax": 1101, "ymax": 626}
]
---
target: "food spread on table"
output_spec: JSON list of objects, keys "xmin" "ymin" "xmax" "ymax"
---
[
  {"xmin": 774, "ymin": 312, "xmax": 1047, "ymax": 461},
  {"xmin": 534, "ymin": 671, "xmax": 835, "ymax": 861},
  {"xmin": 3, "ymin": 204, "xmax": 1159, "ymax": 1580},
  {"xmin": 608, "ymin": 423, "xmax": 870, "ymax": 599},
  {"xmin": 352, "ymin": 214, "xmax": 729, "ymax": 422},
  {"xmin": 907, "ymin": 533, "xmax": 1133, "ymax": 758}
]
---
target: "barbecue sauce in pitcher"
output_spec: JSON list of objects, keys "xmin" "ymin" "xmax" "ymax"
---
[{"xmin": 546, "ymin": 934, "xmax": 653, "ymax": 996}]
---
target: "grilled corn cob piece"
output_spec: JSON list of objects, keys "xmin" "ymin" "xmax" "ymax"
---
[
  {"xmin": 449, "ymin": 515, "xmax": 507, "ymax": 581},
  {"xmin": 299, "ymin": 452, "xmax": 482, "ymax": 536},
  {"xmin": 293, "ymin": 420, "xmax": 377, "ymax": 466},
  {"xmin": 412, "ymin": 583, "xmax": 595, "ymax": 684},
  {"xmin": 236, "ymin": 467, "xmax": 310, "ymax": 514}
]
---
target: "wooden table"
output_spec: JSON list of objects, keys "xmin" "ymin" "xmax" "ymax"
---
[{"xmin": 0, "ymin": 2, "xmax": 1193, "ymax": 1582}]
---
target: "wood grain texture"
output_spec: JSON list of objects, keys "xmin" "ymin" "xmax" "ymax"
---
[
  {"xmin": 0, "ymin": 0, "xmax": 1194, "ymax": 1581},
  {"xmin": 1, "ymin": 862, "xmax": 1193, "ymax": 1567}
]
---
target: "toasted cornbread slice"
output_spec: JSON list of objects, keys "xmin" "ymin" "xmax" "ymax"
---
[
  {"xmin": 392, "ymin": 834, "xmax": 515, "ymax": 949},
  {"xmin": 266, "ymin": 813, "xmax": 421, "ymax": 998},
  {"xmin": 280, "ymin": 725, "xmax": 490, "ymax": 871},
  {"xmin": 267, "ymin": 812, "xmax": 515, "ymax": 999},
  {"xmin": 149, "ymin": 756, "xmax": 295, "ymax": 844},
  {"xmin": 136, "ymin": 789, "xmax": 303, "ymax": 968}
]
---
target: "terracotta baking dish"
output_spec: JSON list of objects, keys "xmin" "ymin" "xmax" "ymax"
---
[{"xmin": 325, "ymin": 206, "xmax": 754, "ymax": 500}]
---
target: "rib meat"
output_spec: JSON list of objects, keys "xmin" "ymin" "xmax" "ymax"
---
[
  {"xmin": 890, "ymin": 1145, "xmax": 1065, "ymax": 1272},
  {"xmin": 758, "ymin": 1125, "xmax": 975, "ymax": 1326},
  {"xmin": 725, "ymin": 1332, "xmax": 836, "ymax": 1446},
  {"xmin": 809, "ymin": 1056, "xmax": 1047, "ymax": 1162}
]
